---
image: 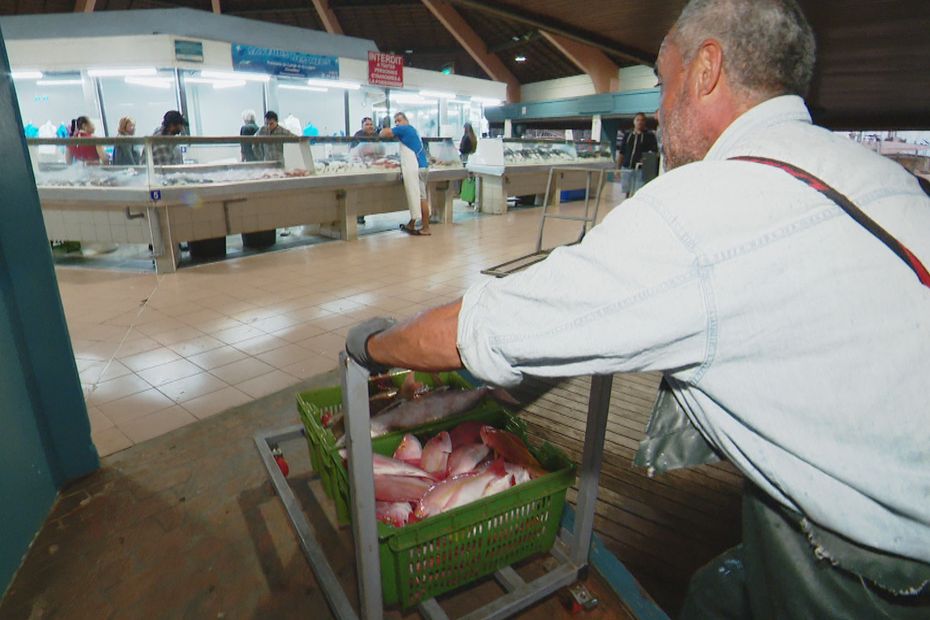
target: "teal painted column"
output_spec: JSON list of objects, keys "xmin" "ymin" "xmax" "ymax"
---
[{"xmin": 0, "ymin": 31, "xmax": 99, "ymax": 595}]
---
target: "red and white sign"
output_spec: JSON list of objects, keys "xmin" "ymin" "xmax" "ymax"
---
[{"xmin": 368, "ymin": 51, "xmax": 404, "ymax": 88}]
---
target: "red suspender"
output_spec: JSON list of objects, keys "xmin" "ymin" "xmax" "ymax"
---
[{"xmin": 730, "ymin": 156, "xmax": 930, "ymax": 289}]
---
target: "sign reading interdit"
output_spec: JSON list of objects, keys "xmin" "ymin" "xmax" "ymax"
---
[
  {"xmin": 231, "ymin": 44, "xmax": 339, "ymax": 79},
  {"xmin": 368, "ymin": 51, "xmax": 404, "ymax": 88}
]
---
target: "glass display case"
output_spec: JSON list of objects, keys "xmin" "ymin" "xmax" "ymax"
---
[
  {"xmin": 28, "ymin": 135, "xmax": 470, "ymax": 189},
  {"xmin": 423, "ymin": 138, "xmax": 464, "ymax": 169},
  {"xmin": 574, "ymin": 141, "xmax": 614, "ymax": 161},
  {"xmin": 503, "ymin": 139, "xmax": 578, "ymax": 164},
  {"xmin": 310, "ymin": 138, "xmax": 401, "ymax": 175},
  {"xmin": 469, "ymin": 137, "xmax": 612, "ymax": 168}
]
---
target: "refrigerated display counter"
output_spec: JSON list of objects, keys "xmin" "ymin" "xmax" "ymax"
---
[
  {"xmin": 466, "ymin": 138, "xmax": 614, "ymax": 214},
  {"xmin": 30, "ymin": 135, "xmax": 465, "ymax": 272}
]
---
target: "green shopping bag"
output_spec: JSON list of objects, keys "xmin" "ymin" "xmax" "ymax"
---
[{"xmin": 460, "ymin": 176, "xmax": 476, "ymax": 204}]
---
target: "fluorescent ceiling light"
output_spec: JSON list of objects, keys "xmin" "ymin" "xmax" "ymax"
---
[
  {"xmin": 36, "ymin": 79, "xmax": 83, "ymax": 86},
  {"xmin": 514, "ymin": 55, "xmax": 527, "ymax": 63},
  {"xmin": 88, "ymin": 67, "xmax": 157, "ymax": 77},
  {"xmin": 306, "ymin": 78, "xmax": 360, "ymax": 90},
  {"xmin": 185, "ymin": 77, "xmax": 245, "ymax": 89},
  {"xmin": 12, "ymin": 70, "xmax": 43, "ymax": 80},
  {"xmin": 201, "ymin": 70, "xmax": 270, "ymax": 83},
  {"xmin": 212, "ymin": 80, "xmax": 247, "ymax": 89},
  {"xmin": 419, "ymin": 89, "xmax": 455, "ymax": 99},
  {"xmin": 473, "ymin": 97, "xmax": 503, "ymax": 106},
  {"xmin": 125, "ymin": 77, "xmax": 173, "ymax": 89},
  {"xmin": 278, "ymin": 84, "xmax": 328, "ymax": 92},
  {"xmin": 392, "ymin": 94, "xmax": 431, "ymax": 105}
]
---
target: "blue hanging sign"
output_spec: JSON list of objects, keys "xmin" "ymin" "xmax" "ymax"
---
[{"xmin": 230, "ymin": 44, "xmax": 340, "ymax": 79}]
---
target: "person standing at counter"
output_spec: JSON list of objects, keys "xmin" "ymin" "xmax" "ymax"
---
[
  {"xmin": 112, "ymin": 117, "xmax": 141, "ymax": 166},
  {"xmin": 239, "ymin": 109, "xmax": 259, "ymax": 162},
  {"xmin": 352, "ymin": 117, "xmax": 382, "ymax": 225},
  {"xmin": 66, "ymin": 116, "xmax": 107, "ymax": 165},
  {"xmin": 255, "ymin": 111, "xmax": 293, "ymax": 163},
  {"xmin": 151, "ymin": 110, "xmax": 186, "ymax": 166},
  {"xmin": 380, "ymin": 112, "xmax": 430, "ymax": 236},
  {"xmin": 459, "ymin": 122, "xmax": 477, "ymax": 163}
]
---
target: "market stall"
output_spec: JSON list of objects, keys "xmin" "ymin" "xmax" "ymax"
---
[
  {"xmin": 466, "ymin": 138, "xmax": 614, "ymax": 214},
  {"xmin": 30, "ymin": 134, "xmax": 465, "ymax": 273}
]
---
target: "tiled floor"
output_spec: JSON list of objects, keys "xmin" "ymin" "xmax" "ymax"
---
[
  {"xmin": 62, "ymin": 190, "xmax": 625, "ymax": 456},
  {"xmin": 0, "ymin": 364, "xmax": 635, "ymax": 619}
]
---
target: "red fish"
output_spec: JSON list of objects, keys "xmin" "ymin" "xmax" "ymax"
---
[
  {"xmin": 376, "ymin": 501, "xmax": 414, "ymax": 527},
  {"xmin": 447, "ymin": 443, "xmax": 490, "ymax": 476},
  {"xmin": 449, "ymin": 420, "xmax": 485, "ymax": 448},
  {"xmin": 393, "ymin": 433, "xmax": 423, "ymax": 465},
  {"xmin": 420, "ymin": 431, "xmax": 452, "ymax": 479},
  {"xmin": 374, "ymin": 474, "xmax": 432, "ymax": 503},
  {"xmin": 339, "ymin": 449, "xmax": 433, "ymax": 479},
  {"xmin": 479, "ymin": 426, "xmax": 547, "ymax": 478},
  {"xmin": 415, "ymin": 459, "xmax": 508, "ymax": 519}
]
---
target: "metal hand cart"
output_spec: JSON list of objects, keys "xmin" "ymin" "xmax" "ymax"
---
[
  {"xmin": 481, "ymin": 167, "xmax": 607, "ymax": 278},
  {"xmin": 255, "ymin": 353, "xmax": 615, "ymax": 619}
]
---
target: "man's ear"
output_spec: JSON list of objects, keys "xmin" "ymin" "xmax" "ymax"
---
[{"xmin": 695, "ymin": 39, "xmax": 724, "ymax": 97}]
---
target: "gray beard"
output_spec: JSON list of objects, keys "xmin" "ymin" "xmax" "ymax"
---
[{"xmin": 660, "ymin": 90, "xmax": 708, "ymax": 171}]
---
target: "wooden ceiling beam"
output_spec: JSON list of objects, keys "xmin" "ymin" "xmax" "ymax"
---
[
  {"xmin": 540, "ymin": 32, "xmax": 619, "ymax": 93},
  {"xmin": 420, "ymin": 0, "xmax": 521, "ymax": 102},
  {"xmin": 74, "ymin": 0, "xmax": 96, "ymax": 12},
  {"xmin": 446, "ymin": 0, "xmax": 655, "ymax": 66},
  {"xmin": 311, "ymin": 0, "xmax": 344, "ymax": 35},
  {"xmin": 211, "ymin": 0, "xmax": 221, "ymax": 14}
]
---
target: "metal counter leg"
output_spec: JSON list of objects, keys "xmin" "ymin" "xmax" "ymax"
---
[
  {"xmin": 340, "ymin": 353, "xmax": 383, "ymax": 620},
  {"xmin": 571, "ymin": 374, "xmax": 613, "ymax": 566}
]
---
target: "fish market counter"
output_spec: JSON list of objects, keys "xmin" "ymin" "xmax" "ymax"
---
[
  {"xmin": 467, "ymin": 138, "xmax": 614, "ymax": 214},
  {"xmin": 30, "ymin": 136, "xmax": 465, "ymax": 273}
]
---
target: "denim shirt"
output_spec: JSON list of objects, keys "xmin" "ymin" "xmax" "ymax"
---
[{"xmin": 457, "ymin": 95, "xmax": 930, "ymax": 562}]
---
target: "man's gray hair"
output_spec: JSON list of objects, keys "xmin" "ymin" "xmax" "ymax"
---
[{"xmin": 672, "ymin": 0, "xmax": 816, "ymax": 98}]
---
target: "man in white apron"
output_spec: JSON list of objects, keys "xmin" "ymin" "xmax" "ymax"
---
[{"xmin": 381, "ymin": 112, "xmax": 431, "ymax": 235}]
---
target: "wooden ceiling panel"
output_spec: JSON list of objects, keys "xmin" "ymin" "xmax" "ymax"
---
[{"xmin": 0, "ymin": 0, "xmax": 927, "ymax": 126}]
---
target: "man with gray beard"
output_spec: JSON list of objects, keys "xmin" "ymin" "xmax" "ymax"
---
[{"xmin": 347, "ymin": 1, "xmax": 930, "ymax": 616}]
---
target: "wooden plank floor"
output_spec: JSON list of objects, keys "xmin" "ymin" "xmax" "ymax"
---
[{"xmin": 511, "ymin": 373, "xmax": 743, "ymax": 616}]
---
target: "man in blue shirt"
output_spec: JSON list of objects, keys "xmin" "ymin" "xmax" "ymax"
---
[{"xmin": 380, "ymin": 112, "xmax": 431, "ymax": 235}]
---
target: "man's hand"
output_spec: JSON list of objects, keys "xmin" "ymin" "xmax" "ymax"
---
[{"xmin": 346, "ymin": 317, "xmax": 396, "ymax": 374}]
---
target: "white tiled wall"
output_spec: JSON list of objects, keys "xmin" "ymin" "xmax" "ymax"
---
[{"xmin": 42, "ymin": 205, "xmax": 150, "ymax": 243}]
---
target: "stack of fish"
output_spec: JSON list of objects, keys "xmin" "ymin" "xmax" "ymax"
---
[{"xmin": 340, "ymin": 422, "xmax": 547, "ymax": 528}]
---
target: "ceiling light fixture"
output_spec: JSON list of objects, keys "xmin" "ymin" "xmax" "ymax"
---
[
  {"xmin": 124, "ymin": 77, "xmax": 173, "ymax": 89},
  {"xmin": 278, "ymin": 84, "xmax": 329, "ymax": 92},
  {"xmin": 36, "ymin": 79, "xmax": 84, "ymax": 86},
  {"xmin": 419, "ymin": 89, "xmax": 455, "ymax": 99},
  {"xmin": 201, "ymin": 70, "xmax": 270, "ymax": 83},
  {"xmin": 212, "ymin": 80, "xmax": 248, "ymax": 90},
  {"xmin": 306, "ymin": 78, "xmax": 360, "ymax": 90},
  {"xmin": 87, "ymin": 67, "xmax": 157, "ymax": 77},
  {"xmin": 392, "ymin": 94, "xmax": 431, "ymax": 105},
  {"xmin": 514, "ymin": 55, "xmax": 527, "ymax": 63},
  {"xmin": 12, "ymin": 70, "xmax": 43, "ymax": 80}
]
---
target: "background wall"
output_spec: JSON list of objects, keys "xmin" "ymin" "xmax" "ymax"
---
[{"xmin": 521, "ymin": 65, "xmax": 657, "ymax": 103}]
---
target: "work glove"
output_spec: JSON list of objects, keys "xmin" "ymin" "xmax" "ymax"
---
[{"xmin": 345, "ymin": 317, "xmax": 396, "ymax": 375}]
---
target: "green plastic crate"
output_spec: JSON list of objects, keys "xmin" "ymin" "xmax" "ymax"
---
[
  {"xmin": 296, "ymin": 372, "xmax": 576, "ymax": 608},
  {"xmin": 297, "ymin": 371, "xmax": 475, "ymax": 524}
]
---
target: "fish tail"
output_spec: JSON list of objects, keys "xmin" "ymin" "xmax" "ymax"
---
[{"xmin": 488, "ymin": 387, "xmax": 520, "ymax": 407}]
